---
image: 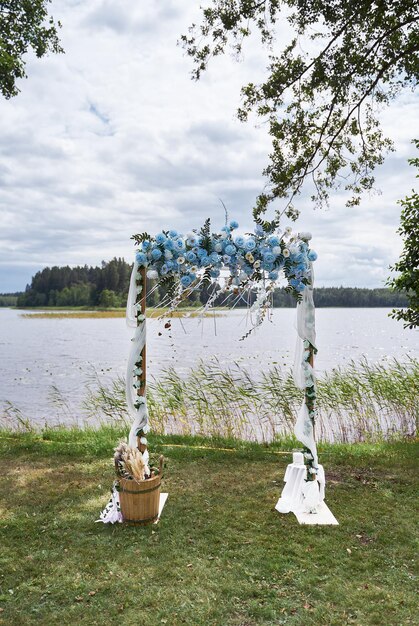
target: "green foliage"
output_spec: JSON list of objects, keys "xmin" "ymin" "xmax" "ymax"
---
[
  {"xmin": 98, "ymin": 289, "xmax": 120, "ymax": 308},
  {"xmin": 17, "ymin": 257, "xmax": 132, "ymax": 308},
  {"xmin": 274, "ymin": 286, "xmax": 408, "ymax": 308},
  {"xmin": 0, "ymin": 292, "xmax": 19, "ymax": 306},
  {"xmin": 388, "ymin": 142, "xmax": 419, "ymax": 328},
  {"xmin": 0, "ymin": 0, "xmax": 63, "ymax": 99},
  {"xmin": 199, "ymin": 217, "xmax": 212, "ymax": 251},
  {"xmin": 0, "ymin": 431, "xmax": 417, "ymax": 625},
  {"xmin": 181, "ymin": 1, "xmax": 419, "ymax": 221}
]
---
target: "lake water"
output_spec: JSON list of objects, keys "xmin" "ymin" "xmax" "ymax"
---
[{"xmin": 0, "ymin": 307, "xmax": 418, "ymax": 425}]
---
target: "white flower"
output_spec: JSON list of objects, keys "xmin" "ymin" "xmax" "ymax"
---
[
  {"xmin": 282, "ymin": 248, "xmax": 290, "ymax": 258},
  {"xmin": 239, "ymin": 271, "xmax": 247, "ymax": 282},
  {"xmin": 139, "ymin": 436, "xmax": 148, "ymax": 445},
  {"xmin": 299, "ymin": 231, "xmax": 312, "ymax": 241},
  {"xmin": 178, "ymin": 256, "xmax": 185, "ymax": 264},
  {"xmin": 191, "ymin": 265, "xmax": 198, "ymax": 273},
  {"xmin": 254, "ymin": 260, "xmax": 261, "ymax": 269},
  {"xmin": 164, "ymin": 250, "xmax": 173, "ymax": 260},
  {"xmin": 214, "ymin": 242, "xmax": 223, "ymax": 252},
  {"xmin": 272, "ymin": 246, "xmax": 281, "ymax": 256},
  {"xmin": 186, "ymin": 231, "xmax": 195, "ymax": 239},
  {"xmin": 285, "ymin": 226, "xmax": 292, "ymax": 235},
  {"xmin": 309, "ymin": 467, "xmax": 317, "ymax": 475},
  {"xmin": 245, "ymin": 252, "xmax": 254, "ymax": 263},
  {"xmin": 146, "ymin": 269, "xmax": 159, "ymax": 280}
]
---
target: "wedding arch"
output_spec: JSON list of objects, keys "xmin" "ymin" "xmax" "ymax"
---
[{"xmin": 99, "ymin": 218, "xmax": 337, "ymax": 525}]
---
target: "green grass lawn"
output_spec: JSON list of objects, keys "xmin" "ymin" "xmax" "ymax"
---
[{"xmin": 0, "ymin": 429, "xmax": 417, "ymax": 625}]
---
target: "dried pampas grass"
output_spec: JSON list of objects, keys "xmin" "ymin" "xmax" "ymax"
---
[{"xmin": 114, "ymin": 442, "xmax": 146, "ymax": 482}]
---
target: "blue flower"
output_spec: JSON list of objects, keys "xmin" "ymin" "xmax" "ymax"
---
[
  {"xmin": 209, "ymin": 252, "xmax": 220, "ymax": 264},
  {"xmin": 200, "ymin": 255, "xmax": 211, "ymax": 266},
  {"xmin": 222, "ymin": 254, "xmax": 231, "ymax": 263},
  {"xmin": 244, "ymin": 265, "xmax": 253, "ymax": 275},
  {"xmin": 180, "ymin": 275, "xmax": 192, "ymax": 287},
  {"xmin": 268, "ymin": 236, "xmax": 280, "ymax": 247},
  {"xmin": 136, "ymin": 252, "xmax": 147, "ymax": 265},
  {"xmin": 229, "ymin": 220, "xmax": 239, "ymax": 229},
  {"xmin": 166, "ymin": 260, "xmax": 174, "ymax": 270},
  {"xmin": 186, "ymin": 251, "xmax": 196, "ymax": 262},
  {"xmin": 155, "ymin": 233, "xmax": 166, "ymax": 244},
  {"xmin": 268, "ymin": 270, "xmax": 279, "ymax": 280},
  {"xmin": 164, "ymin": 238, "xmax": 175, "ymax": 250},
  {"xmin": 141, "ymin": 240, "xmax": 151, "ymax": 251},
  {"xmin": 244, "ymin": 238, "xmax": 256, "ymax": 251},
  {"xmin": 197, "ymin": 248, "xmax": 207, "ymax": 258},
  {"xmin": 175, "ymin": 239, "xmax": 185, "ymax": 250},
  {"xmin": 262, "ymin": 262, "xmax": 274, "ymax": 271},
  {"xmin": 235, "ymin": 236, "xmax": 245, "ymax": 248},
  {"xmin": 169, "ymin": 229, "xmax": 178, "ymax": 238},
  {"xmin": 210, "ymin": 268, "xmax": 220, "ymax": 278},
  {"xmin": 254, "ymin": 224, "xmax": 264, "ymax": 235},
  {"xmin": 290, "ymin": 278, "xmax": 305, "ymax": 291},
  {"xmin": 221, "ymin": 226, "xmax": 230, "ymax": 233},
  {"xmin": 151, "ymin": 248, "xmax": 162, "ymax": 260},
  {"xmin": 308, "ymin": 250, "xmax": 318, "ymax": 261},
  {"xmin": 225, "ymin": 244, "xmax": 236, "ymax": 256},
  {"xmin": 263, "ymin": 251, "xmax": 275, "ymax": 264}
]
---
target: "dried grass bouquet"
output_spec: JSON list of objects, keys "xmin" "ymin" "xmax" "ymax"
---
[{"xmin": 114, "ymin": 442, "xmax": 148, "ymax": 482}]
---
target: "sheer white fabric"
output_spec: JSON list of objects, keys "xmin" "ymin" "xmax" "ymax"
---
[
  {"xmin": 125, "ymin": 262, "xmax": 149, "ymax": 446},
  {"xmin": 292, "ymin": 261, "xmax": 318, "ymax": 468}
]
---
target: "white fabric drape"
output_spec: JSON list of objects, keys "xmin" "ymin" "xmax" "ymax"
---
[
  {"xmin": 292, "ymin": 262, "xmax": 318, "ymax": 468},
  {"xmin": 126, "ymin": 261, "xmax": 149, "ymax": 446}
]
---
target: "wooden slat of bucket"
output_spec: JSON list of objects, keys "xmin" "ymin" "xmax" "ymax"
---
[
  {"xmin": 119, "ymin": 474, "xmax": 161, "ymax": 525},
  {"xmin": 119, "ymin": 457, "xmax": 164, "ymax": 524}
]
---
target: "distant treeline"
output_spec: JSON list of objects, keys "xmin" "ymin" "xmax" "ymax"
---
[
  {"xmin": 1, "ymin": 258, "xmax": 408, "ymax": 308},
  {"xmin": 16, "ymin": 258, "xmax": 132, "ymax": 308},
  {"xmin": 0, "ymin": 292, "xmax": 20, "ymax": 307}
]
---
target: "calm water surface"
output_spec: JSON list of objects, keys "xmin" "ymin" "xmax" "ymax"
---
[{"xmin": 0, "ymin": 307, "xmax": 417, "ymax": 425}]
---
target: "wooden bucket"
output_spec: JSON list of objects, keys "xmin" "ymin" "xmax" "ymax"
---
[{"xmin": 119, "ymin": 456, "xmax": 164, "ymax": 525}]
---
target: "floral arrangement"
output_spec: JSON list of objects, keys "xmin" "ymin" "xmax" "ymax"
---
[
  {"xmin": 114, "ymin": 442, "xmax": 149, "ymax": 481},
  {"xmin": 131, "ymin": 219, "xmax": 317, "ymax": 301},
  {"xmin": 128, "ymin": 218, "xmax": 320, "ymax": 483}
]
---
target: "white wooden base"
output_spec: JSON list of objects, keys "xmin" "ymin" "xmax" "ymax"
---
[
  {"xmin": 154, "ymin": 493, "xmax": 168, "ymax": 524},
  {"xmin": 294, "ymin": 501, "xmax": 339, "ymax": 525}
]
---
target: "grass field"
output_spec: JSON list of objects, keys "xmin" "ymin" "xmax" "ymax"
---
[{"xmin": 0, "ymin": 428, "xmax": 417, "ymax": 625}]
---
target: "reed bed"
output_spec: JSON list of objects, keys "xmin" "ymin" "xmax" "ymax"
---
[
  {"xmin": 20, "ymin": 308, "xmax": 224, "ymax": 319},
  {"xmin": 81, "ymin": 358, "xmax": 418, "ymax": 443}
]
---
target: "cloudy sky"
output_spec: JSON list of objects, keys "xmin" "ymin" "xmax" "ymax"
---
[{"xmin": 0, "ymin": 0, "xmax": 417, "ymax": 292}]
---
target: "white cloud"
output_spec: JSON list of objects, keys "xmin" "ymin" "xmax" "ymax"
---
[{"xmin": 0, "ymin": 0, "xmax": 417, "ymax": 291}]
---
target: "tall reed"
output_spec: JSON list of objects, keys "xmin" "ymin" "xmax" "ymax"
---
[{"xmin": 81, "ymin": 358, "xmax": 418, "ymax": 443}]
